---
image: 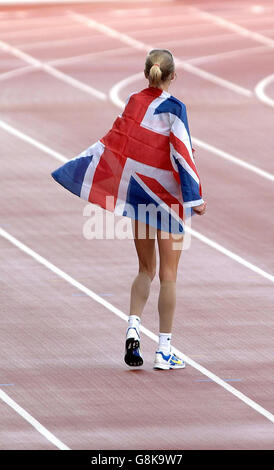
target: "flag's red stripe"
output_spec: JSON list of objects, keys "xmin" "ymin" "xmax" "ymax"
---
[
  {"xmin": 170, "ymin": 132, "xmax": 199, "ymax": 178},
  {"xmin": 101, "ymin": 89, "xmax": 173, "ymax": 171},
  {"xmin": 88, "ymin": 148, "xmax": 126, "ymax": 209},
  {"xmin": 136, "ymin": 173, "xmax": 184, "ymax": 221}
]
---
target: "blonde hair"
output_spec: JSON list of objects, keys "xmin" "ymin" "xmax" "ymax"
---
[{"xmin": 145, "ymin": 49, "xmax": 175, "ymax": 86}]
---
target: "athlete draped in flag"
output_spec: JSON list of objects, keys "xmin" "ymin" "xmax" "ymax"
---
[{"xmin": 52, "ymin": 49, "xmax": 207, "ymax": 370}]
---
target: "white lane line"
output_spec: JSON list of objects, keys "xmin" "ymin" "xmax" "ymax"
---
[
  {"xmin": 238, "ymin": 14, "xmax": 274, "ymax": 25},
  {"xmin": 48, "ymin": 46, "xmax": 133, "ymax": 67},
  {"xmin": 163, "ymin": 26, "xmax": 274, "ymax": 48},
  {"xmin": 187, "ymin": 44, "xmax": 270, "ymax": 66},
  {"xmin": 109, "ymin": 73, "xmax": 274, "ymax": 183},
  {"xmin": 10, "ymin": 45, "xmax": 264, "ymax": 84},
  {"xmin": 255, "ymin": 74, "xmax": 274, "ymax": 108},
  {"xmin": 192, "ymin": 137, "xmax": 274, "ymax": 182},
  {"xmin": 0, "ymin": 23, "xmax": 83, "ymax": 40},
  {"xmin": 0, "ymin": 65, "xmax": 37, "ymax": 82},
  {"xmin": 2, "ymin": 118, "xmax": 274, "ymax": 281},
  {"xmin": 164, "ymin": 31, "xmax": 254, "ymax": 48},
  {"xmin": 67, "ymin": 11, "xmax": 252, "ymax": 98},
  {"xmin": 0, "ymin": 388, "xmax": 70, "ymax": 450},
  {"xmin": 192, "ymin": 7, "xmax": 274, "ymax": 47},
  {"xmin": 19, "ymin": 34, "xmax": 103, "ymax": 51},
  {"xmin": 188, "ymin": 228, "xmax": 274, "ymax": 283},
  {"xmin": 0, "ymin": 120, "xmax": 67, "ymax": 163},
  {"xmin": 1, "ymin": 227, "xmax": 273, "ymax": 424},
  {"xmin": 176, "ymin": 61, "xmax": 252, "ymax": 97},
  {"xmin": 0, "ymin": 48, "xmax": 132, "ymax": 85},
  {"xmin": 0, "ymin": 39, "xmax": 107, "ymax": 101},
  {"xmin": 107, "ymin": 19, "xmax": 217, "ymax": 33}
]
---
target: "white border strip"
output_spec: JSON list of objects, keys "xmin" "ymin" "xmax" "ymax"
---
[
  {"xmin": 0, "ymin": 388, "xmax": 70, "ymax": 450},
  {"xmin": 0, "ymin": 227, "xmax": 273, "ymax": 424}
]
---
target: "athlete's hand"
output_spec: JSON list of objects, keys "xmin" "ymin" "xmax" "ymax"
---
[{"xmin": 193, "ymin": 201, "xmax": 207, "ymax": 215}]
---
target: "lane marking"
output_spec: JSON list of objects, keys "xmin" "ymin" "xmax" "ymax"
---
[
  {"xmin": 195, "ymin": 379, "xmax": 242, "ymax": 383},
  {"xmin": 0, "ymin": 120, "xmax": 67, "ymax": 163},
  {"xmin": 13, "ymin": 44, "xmax": 265, "ymax": 83},
  {"xmin": 0, "ymin": 227, "xmax": 273, "ymax": 424},
  {"xmin": 255, "ymin": 74, "xmax": 274, "ymax": 108},
  {"xmin": 18, "ymin": 26, "xmax": 271, "ymax": 54},
  {"xmin": 0, "ymin": 42, "xmax": 263, "ymax": 104},
  {"xmin": 192, "ymin": 7, "xmax": 274, "ymax": 47},
  {"xmin": 0, "ymin": 39, "xmax": 107, "ymax": 101},
  {"xmin": 0, "ymin": 388, "xmax": 70, "ymax": 450},
  {"xmin": 18, "ymin": 33, "xmax": 104, "ymax": 51},
  {"xmin": 187, "ymin": 227, "xmax": 274, "ymax": 283},
  {"xmin": 163, "ymin": 27, "xmax": 274, "ymax": 48},
  {"xmin": 0, "ymin": 23, "xmax": 82, "ymax": 40},
  {"xmin": 67, "ymin": 11, "xmax": 252, "ymax": 97},
  {"xmin": 165, "ymin": 31, "xmax": 259, "ymax": 47},
  {"xmin": 0, "ymin": 65, "xmax": 38, "ymax": 82},
  {"xmin": 109, "ymin": 73, "xmax": 274, "ymax": 182},
  {"xmin": 191, "ymin": 137, "xmax": 274, "ymax": 182},
  {"xmin": 187, "ymin": 44, "xmax": 270, "ymax": 66},
  {"xmin": 48, "ymin": 46, "xmax": 133, "ymax": 67},
  {"xmin": 0, "ymin": 14, "xmax": 76, "ymax": 28},
  {"xmin": 176, "ymin": 60, "xmax": 252, "ymax": 97}
]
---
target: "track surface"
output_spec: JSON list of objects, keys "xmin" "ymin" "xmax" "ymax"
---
[{"xmin": 0, "ymin": 0, "xmax": 274, "ymax": 450}]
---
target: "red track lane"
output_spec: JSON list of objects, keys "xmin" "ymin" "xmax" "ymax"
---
[{"xmin": 0, "ymin": 0, "xmax": 274, "ymax": 450}]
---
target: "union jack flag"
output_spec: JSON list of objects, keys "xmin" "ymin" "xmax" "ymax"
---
[{"xmin": 51, "ymin": 87, "xmax": 203, "ymax": 233}]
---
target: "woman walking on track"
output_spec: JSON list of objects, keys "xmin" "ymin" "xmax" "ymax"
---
[{"xmin": 52, "ymin": 49, "xmax": 206, "ymax": 371}]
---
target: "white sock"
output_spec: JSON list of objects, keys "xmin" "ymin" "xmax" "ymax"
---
[
  {"xmin": 158, "ymin": 332, "xmax": 172, "ymax": 354},
  {"xmin": 127, "ymin": 315, "xmax": 141, "ymax": 339}
]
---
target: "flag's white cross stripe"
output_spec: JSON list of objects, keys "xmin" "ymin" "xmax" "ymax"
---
[
  {"xmin": 114, "ymin": 157, "xmax": 182, "ymax": 226},
  {"xmin": 79, "ymin": 141, "xmax": 105, "ymax": 200},
  {"xmin": 109, "ymin": 72, "xmax": 274, "ymax": 183}
]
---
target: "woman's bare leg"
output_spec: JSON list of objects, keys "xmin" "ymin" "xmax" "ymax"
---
[
  {"xmin": 129, "ymin": 219, "xmax": 156, "ymax": 318},
  {"xmin": 124, "ymin": 220, "xmax": 156, "ymax": 367},
  {"xmin": 157, "ymin": 231, "xmax": 183, "ymax": 335},
  {"xmin": 153, "ymin": 230, "xmax": 185, "ymax": 368}
]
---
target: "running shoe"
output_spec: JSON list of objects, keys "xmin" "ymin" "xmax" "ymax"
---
[
  {"xmin": 124, "ymin": 327, "xmax": 143, "ymax": 367},
  {"xmin": 153, "ymin": 350, "xmax": 185, "ymax": 370}
]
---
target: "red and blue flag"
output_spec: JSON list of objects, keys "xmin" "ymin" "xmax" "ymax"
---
[{"xmin": 52, "ymin": 87, "xmax": 203, "ymax": 233}]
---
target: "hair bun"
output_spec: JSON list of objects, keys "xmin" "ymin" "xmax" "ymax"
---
[{"xmin": 145, "ymin": 49, "xmax": 175, "ymax": 86}]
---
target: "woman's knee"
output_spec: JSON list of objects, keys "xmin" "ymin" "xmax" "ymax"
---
[
  {"xmin": 159, "ymin": 266, "xmax": 177, "ymax": 283},
  {"xmin": 139, "ymin": 263, "xmax": 156, "ymax": 281}
]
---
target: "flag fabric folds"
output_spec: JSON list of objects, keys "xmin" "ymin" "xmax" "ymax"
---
[{"xmin": 51, "ymin": 87, "xmax": 203, "ymax": 233}]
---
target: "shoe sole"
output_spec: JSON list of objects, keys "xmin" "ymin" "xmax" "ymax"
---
[
  {"xmin": 124, "ymin": 338, "xmax": 143, "ymax": 367},
  {"xmin": 153, "ymin": 363, "xmax": 186, "ymax": 370}
]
